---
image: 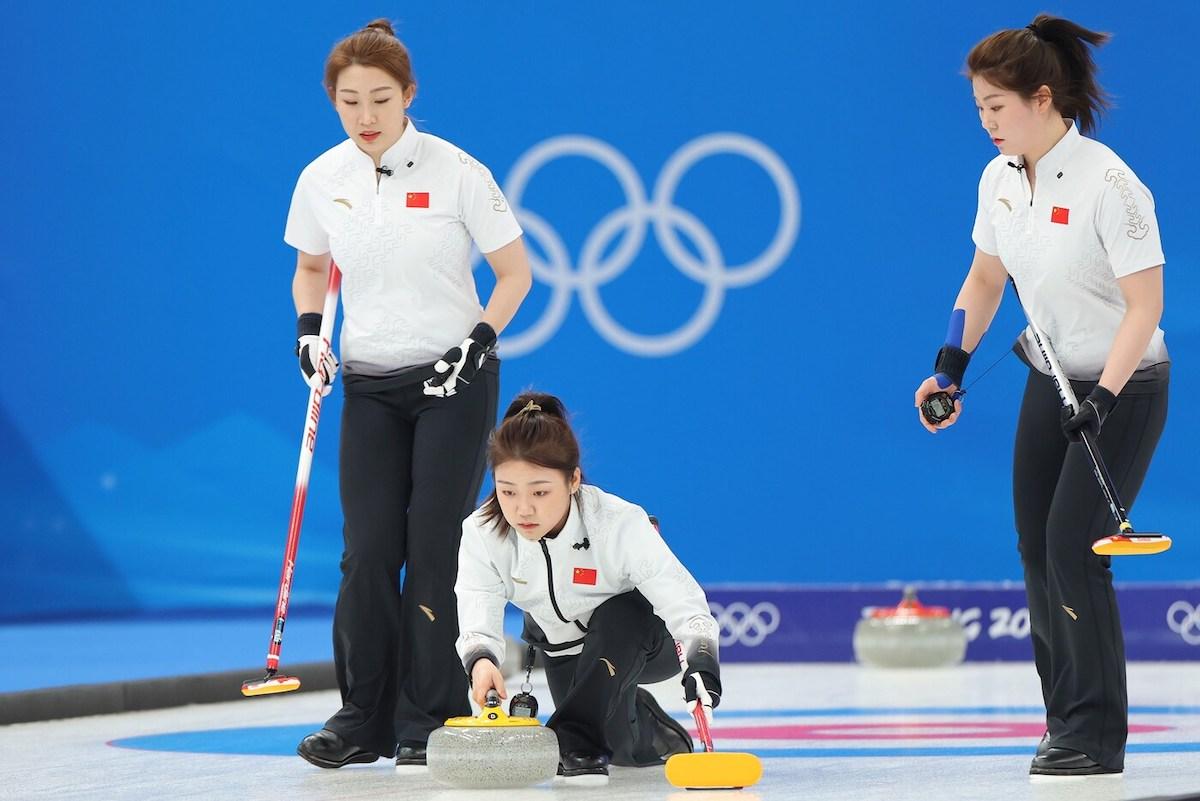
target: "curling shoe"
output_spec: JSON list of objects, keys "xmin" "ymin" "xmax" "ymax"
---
[
  {"xmin": 558, "ymin": 752, "xmax": 610, "ymax": 784},
  {"xmin": 638, "ymin": 688, "xmax": 694, "ymax": 761},
  {"xmin": 296, "ymin": 729, "xmax": 379, "ymax": 769},
  {"xmin": 1030, "ymin": 747, "xmax": 1122, "ymax": 777},
  {"xmin": 394, "ymin": 741, "xmax": 428, "ymax": 767}
]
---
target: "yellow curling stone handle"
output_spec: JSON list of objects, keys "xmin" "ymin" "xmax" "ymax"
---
[{"xmin": 443, "ymin": 697, "xmax": 542, "ymax": 728}]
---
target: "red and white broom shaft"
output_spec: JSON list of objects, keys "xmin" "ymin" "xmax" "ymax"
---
[
  {"xmin": 264, "ymin": 262, "xmax": 342, "ymax": 675},
  {"xmin": 692, "ymin": 703, "xmax": 715, "ymax": 753}
]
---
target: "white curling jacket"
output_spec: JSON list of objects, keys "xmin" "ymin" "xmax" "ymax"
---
[{"xmin": 455, "ymin": 485, "xmax": 720, "ymax": 666}]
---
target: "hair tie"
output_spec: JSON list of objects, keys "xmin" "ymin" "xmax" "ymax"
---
[
  {"xmin": 1025, "ymin": 23, "xmax": 1041, "ymax": 38},
  {"xmin": 519, "ymin": 400, "xmax": 542, "ymax": 416}
]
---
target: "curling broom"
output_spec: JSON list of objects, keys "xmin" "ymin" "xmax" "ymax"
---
[
  {"xmin": 665, "ymin": 642, "xmax": 762, "ymax": 789},
  {"xmin": 1018, "ymin": 292, "xmax": 1170, "ymax": 557},
  {"xmin": 242, "ymin": 262, "xmax": 342, "ymax": 696}
]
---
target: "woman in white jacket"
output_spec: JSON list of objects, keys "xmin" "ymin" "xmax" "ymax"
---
[{"xmin": 455, "ymin": 392, "xmax": 721, "ymax": 780}]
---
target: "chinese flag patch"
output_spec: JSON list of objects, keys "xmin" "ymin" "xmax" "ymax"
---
[
  {"xmin": 1051, "ymin": 206, "xmax": 1070, "ymax": 225},
  {"xmin": 572, "ymin": 567, "xmax": 597, "ymax": 586},
  {"xmin": 406, "ymin": 192, "xmax": 430, "ymax": 208}
]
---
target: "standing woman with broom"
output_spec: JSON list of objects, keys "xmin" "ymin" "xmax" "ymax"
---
[
  {"xmin": 913, "ymin": 14, "xmax": 1170, "ymax": 777},
  {"xmin": 285, "ymin": 19, "xmax": 531, "ymax": 768}
]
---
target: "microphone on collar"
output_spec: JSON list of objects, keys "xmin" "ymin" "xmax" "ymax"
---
[
  {"xmin": 377, "ymin": 161, "xmax": 415, "ymax": 176},
  {"xmin": 572, "ymin": 537, "xmax": 590, "ymax": 551},
  {"xmin": 1006, "ymin": 161, "xmax": 1025, "ymax": 172}
]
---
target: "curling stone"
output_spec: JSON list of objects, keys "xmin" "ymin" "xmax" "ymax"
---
[
  {"xmin": 427, "ymin": 690, "xmax": 559, "ymax": 789},
  {"xmin": 852, "ymin": 586, "xmax": 967, "ymax": 668}
]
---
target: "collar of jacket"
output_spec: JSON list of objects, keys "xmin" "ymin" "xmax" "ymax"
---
[{"xmin": 533, "ymin": 494, "xmax": 588, "ymax": 551}]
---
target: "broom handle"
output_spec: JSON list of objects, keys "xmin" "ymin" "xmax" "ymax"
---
[
  {"xmin": 264, "ymin": 261, "xmax": 342, "ymax": 674},
  {"xmin": 1019, "ymin": 302, "xmax": 1133, "ymax": 532},
  {"xmin": 692, "ymin": 703, "xmax": 715, "ymax": 753}
]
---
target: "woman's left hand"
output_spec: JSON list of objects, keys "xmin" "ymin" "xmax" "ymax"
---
[
  {"xmin": 424, "ymin": 322, "xmax": 497, "ymax": 398},
  {"xmin": 683, "ymin": 668, "xmax": 720, "ymax": 725},
  {"xmin": 1061, "ymin": 386, "xmax": 1118, "ymax": 442}
]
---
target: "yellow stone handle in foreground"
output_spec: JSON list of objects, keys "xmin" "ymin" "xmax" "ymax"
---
[{"xmin": 443, "ymin": 691, "xmax": 543, "ymax": 728}]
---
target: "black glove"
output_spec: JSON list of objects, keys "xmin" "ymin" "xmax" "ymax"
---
[
  {"xmin": 423, "ymin": 322, "xmax": 497, "ymax": 398},
  {"xmin": 296, "ymin": 312, "xmax": 338, "ymax": 396},
  {"xmin": 682, "ymin": 643, "xmax": 722, "ymax": 721},
  {"xmin": 683, "ymin": 668, "xmax": 722, "ymax": 709},
  {"xmin": 1061, "ymin": 385, "xmax": 1118, "ymax": 443}
]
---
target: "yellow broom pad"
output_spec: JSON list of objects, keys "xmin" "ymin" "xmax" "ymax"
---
[
  {"xmin": 240, "ymin": 676, "xmax": 301, "ymax": 697},
  {"xmin": 1092, "ymin": 534, "xmax": 1171, "ymax": 556},
  {"xmin": 665, "ymin": 752, "xmax": 763, "ymax": 789}
]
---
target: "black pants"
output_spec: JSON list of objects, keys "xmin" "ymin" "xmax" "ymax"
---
[
  {"xmin": 1013, "ymin": 362, "xmax": 1168, "ymax": 770},
  {"xmin": 325, "ymin": 360, "xmax": 499, "ymax": 757},
  {"xmin": 541, "ymin": 592, "xmax": 680, "ymax": 765}
]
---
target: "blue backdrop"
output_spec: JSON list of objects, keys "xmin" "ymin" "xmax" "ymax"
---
[{"xmin": 3, "ymin": 1, "xmax": 1197, "ymax": 620}]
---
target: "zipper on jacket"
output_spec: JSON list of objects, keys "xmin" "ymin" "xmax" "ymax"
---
[{"xmin": 539, "ymin": 540, "xmax": 588, "ymax": 634}]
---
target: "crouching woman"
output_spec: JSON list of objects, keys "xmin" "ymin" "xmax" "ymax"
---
[{"xmin": 454, "ymin": 392, "xmax": 722, "ymax": 780}]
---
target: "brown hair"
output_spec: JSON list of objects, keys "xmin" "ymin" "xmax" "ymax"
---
[
  {"xmin": 479, "ymin": 392, "xmax": 583, "ymax": 533},
  {"xmin": 323, "ymin": 19, "xmax": 417, "ymax": 103},
  {"xmin": 965, "ymin": 14, "xmax": 1111, "ymax": 135}
]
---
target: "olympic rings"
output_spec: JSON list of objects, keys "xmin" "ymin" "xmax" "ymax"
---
[
  {"xmin": 1167, "ymin": 600, "xmax": 1200, "ymax": 646},
  {"xmin": 709, "ymin": 600, "xmax": 782, "ymax": 648},
  {"xmin": 486, "ymin": 133, "xmax": 800, "ymax": 357}
]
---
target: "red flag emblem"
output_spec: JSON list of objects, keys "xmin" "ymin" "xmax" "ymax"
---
[
  {"xmin": 1051, "ymin": 206, "xmax": 1070, "ymax": 225},
  {"xmin": 572, "ymin": 567, "xmax": 597, "ymax": 586},
  {"xmin": 407, "ymin": 192, "xmax": 430, "ymax": 208}
]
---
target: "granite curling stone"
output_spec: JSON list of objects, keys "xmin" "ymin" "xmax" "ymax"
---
[
  {"xmin": 427, "ymin": 690, "xmax": 560, "ymax": 789},
  {"xmin": 853, "ymin": 586, "xmax": 967, "ymax": 668}
]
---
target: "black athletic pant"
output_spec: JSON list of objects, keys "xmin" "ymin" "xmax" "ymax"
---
[
  {"xmin": 541, "ymin": 592, "xmax": 680, "ymax": 765},
  {"xmin": 325, "ymin": 359, "xmax": 499, "ymax": 757},
  {"xmin": 1013, "ymin": 361, "xmax": 1168, "ymax": 770}
]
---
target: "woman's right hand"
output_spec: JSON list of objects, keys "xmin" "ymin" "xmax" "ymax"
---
[
  {"xmin": 914, "ymin": 375, "xmax": 963, "ymax": 434},
  {"xmin": 297, "ymin": 334, "xmax": 339, "ymax": 396},
  {"xmin": 470, "ymin": 659, "xmax": 507, "ymax": 707}
]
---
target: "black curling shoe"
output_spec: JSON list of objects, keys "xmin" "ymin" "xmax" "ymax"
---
[
  {"xmin": 1035, "ymin": 731, "xmax": 1051, "ymax": 757},
  {"xmin": 394, "ymin": 741, "xmax": 428, "ymax": 767},
  {"xmin": 296, "ymin": 729, "xmax": 379, "ymax": 769},
  {"xmin": 639, "ymin": 688, "xmax": 694, "ymax": 761},
  {"xmin": 558, "ymin": 752, "xmax": 610, "ymax": 779},
  {"xmin": 1030, "ymin": 747, "xmax": 1123, "ymax": 777}
]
